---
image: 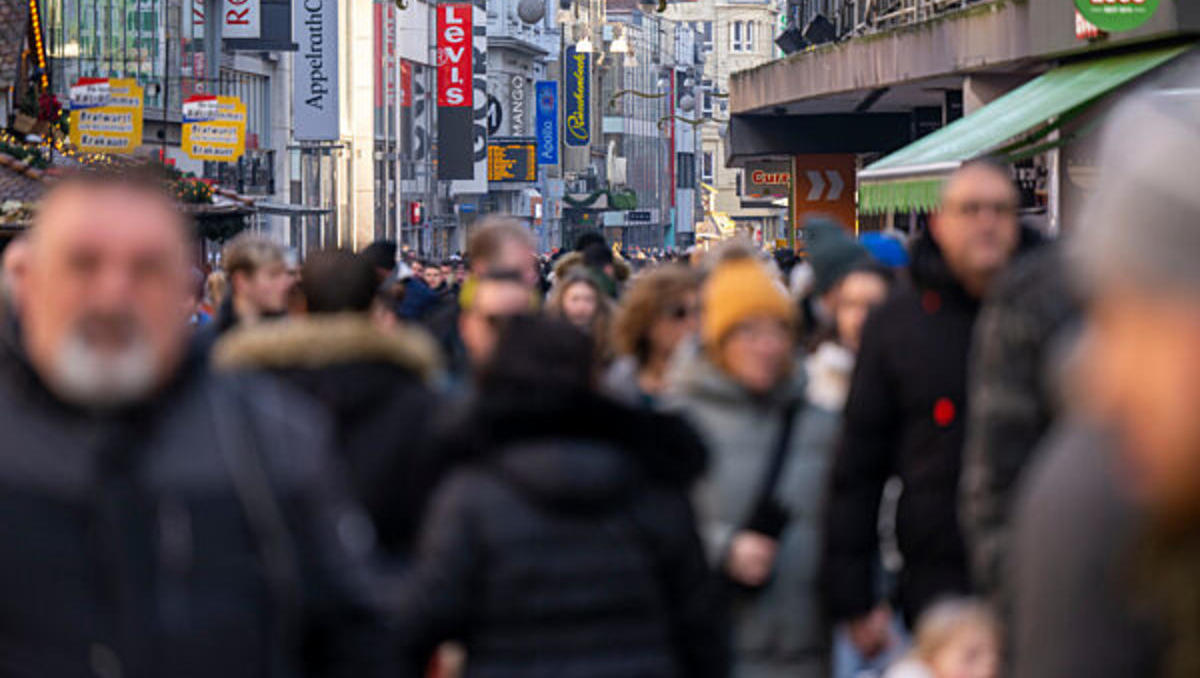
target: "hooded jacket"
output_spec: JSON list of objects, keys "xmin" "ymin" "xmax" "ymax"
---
[
  {"xmin": 213, "ymin": 314, "xmax": 441, "ymax": 556},
  {"xmin": 822, "ymin": 226, "xmax": 1042, "ymax": 627},
  {"xmin": 395, "ymin": 389, "xmax": 729, "ymax": 678},
  {"xmin": 666, "ymin": 351, "xmax": 834, "ymax": 676},
  {"xmin": 0, "ymin": 324, "xmax": 388, "ymax": 677}
]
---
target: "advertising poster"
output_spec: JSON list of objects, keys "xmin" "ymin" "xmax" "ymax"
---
[
  {"xmin": 183, "ymin": 94, "xmax": 246, "ymax": 162},
  {"xmin": 68, "ymin": 78, "xmax": 143, "ymax": 154}
]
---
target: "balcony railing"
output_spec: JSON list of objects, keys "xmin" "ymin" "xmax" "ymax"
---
[{"xmin": 789, "ymin": 0, "xmax": 998, "ymax": 41}]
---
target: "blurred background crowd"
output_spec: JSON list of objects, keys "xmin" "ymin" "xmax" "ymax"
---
[{"xmin": 0, "ymin": 90, "xmax": 1198, "ymax": 678}]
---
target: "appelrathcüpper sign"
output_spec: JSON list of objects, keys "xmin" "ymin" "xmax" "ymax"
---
[
  {"xmin": 68, "ymin": 78, "xmax": 143, "ymax": 154},
  {"xmin": 563, "ymin": 45, "xmax": 590, "ymax": 147},
  {"xmin": 1074, "ymin": 0, "xmax": 1159, "ymax": 32},
  {"xmin": 182, "ymin": 95, "xmax": 246, "ymax": 162}
]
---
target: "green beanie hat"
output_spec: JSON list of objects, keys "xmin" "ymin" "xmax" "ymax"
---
[{"xmin": 805, "ymin": 216, "xmax": 870, "ymax": 294}]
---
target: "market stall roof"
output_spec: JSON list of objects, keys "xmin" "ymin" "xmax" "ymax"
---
[{"xmin": 858, "ymin": 44, "xmax": 1193, "ymax": 215}]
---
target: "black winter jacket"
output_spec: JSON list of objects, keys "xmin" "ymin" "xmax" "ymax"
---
[
  {"xmin": 213, "ymin": 314, "xmax": 442, "ymax": 556},
  {"xmin": 822, "ymin": 227, "xmax": 1041, "ymax": 626},
  {"xmin": 0, "ymin": 327, "xmax": 388, "ymax": 677},
  {"xmin": 396, "ymin": 389, "xmax": 730, "ymax": 678}
]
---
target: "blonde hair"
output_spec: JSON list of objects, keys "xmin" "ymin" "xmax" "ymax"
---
[
  {"xmin": 206, "ymin": 270, "xmax": 228, "ymax": 306},
  {"xmin": 222, "ymin": 233, "xmax": 285, "ymax": 277},
  {"xmin": 912, "ymin": 598, "xmax": 1001, "ymax": 664}
]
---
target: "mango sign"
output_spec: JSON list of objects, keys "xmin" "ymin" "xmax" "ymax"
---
[
  {"xmin": 183, "ymin": 95, "xmax": 246, "ymax": 162},
  {"xmin": 68, "ymin": 78, "xmax": 143, "ymax": 154}
]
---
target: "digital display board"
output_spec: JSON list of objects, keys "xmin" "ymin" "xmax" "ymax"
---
[{"xmin": 488, "ymin": 138, "xmax": 537, "ymax": 182}]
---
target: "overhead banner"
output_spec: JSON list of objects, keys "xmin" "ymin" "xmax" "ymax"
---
[
  {"xmin": 182, "ymin": 94, "xmax": 246, "ymax": 162},
  {"xmin": 222, "ymin": 0, "xmax": 259, "ymax": 38},
  {"xmin": 293, "ymin": 0, "xmax": 338, "ymax": 141},
  {"xmin": 535, "ymin": 80, "xmax": 558, "ymax": 165},
  {"xmin": 564, "ymin": 45, "xmax": 590, "ymax": 147},
  {"xmin": 449, "ymin": 0, "xmax": 488, "ymax": 193},
  {"xmin": 437, "ymin": 2, "xmax": 474, "ymax": 180},
  {"xmin": 68, "ymin": 78, "xmax": 143, "ymax": 154}
]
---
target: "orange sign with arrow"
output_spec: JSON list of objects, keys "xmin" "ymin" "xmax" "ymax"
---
[{"xmin": 794, "ymin": 153, "xmax": 857, "ymax": 234}]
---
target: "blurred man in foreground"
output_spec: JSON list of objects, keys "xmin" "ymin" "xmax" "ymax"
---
[
  {"xmin": 824, "ymin": 158, "xmax": 1037, "ymax": 657},
  {"xmin": 1011, "ymin": 91, "xmax": 1200, "ymax": 678},
  {"xmin": 0, "ymin": 169, "xmax": 387, "ymax": 676}
]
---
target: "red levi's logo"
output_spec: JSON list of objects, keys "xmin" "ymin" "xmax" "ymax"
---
[{"xmin": 437, "ymin": 4, "xmax": 472, "ymax": 108}]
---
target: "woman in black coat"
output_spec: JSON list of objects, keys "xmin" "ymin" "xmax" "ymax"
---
[{"xmin": 396, "ymin": 317, "xmax": 729, "ymax": 678}]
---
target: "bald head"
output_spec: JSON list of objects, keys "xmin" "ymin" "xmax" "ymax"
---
[{"xmin": 22, "ymin": 175, "xmax": 194, "ymax": 407}]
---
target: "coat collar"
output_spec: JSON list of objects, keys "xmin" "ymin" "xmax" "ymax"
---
[{"xmin": 211, "ymin": 313, "xmax": 440, "ymax": 381}]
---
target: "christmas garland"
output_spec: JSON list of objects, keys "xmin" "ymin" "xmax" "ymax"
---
[{"xmin": 563, "ymin": 188, "xmax": 638, "ymax": 210}]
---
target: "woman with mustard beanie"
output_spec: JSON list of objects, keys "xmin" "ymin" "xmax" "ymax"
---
[{"xmin": 666, "ymin": 258, "xmax": 834, "ymax": 678}]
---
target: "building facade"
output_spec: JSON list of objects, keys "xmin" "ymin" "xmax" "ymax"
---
[{"xmin": 666, "ymin": 0, "xmax": 781, "ymax": 242}]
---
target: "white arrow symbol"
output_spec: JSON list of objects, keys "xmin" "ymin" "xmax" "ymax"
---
[
  {"xmin": 806, "ymin": 170, "xmax": 825, "ymax": 201},
  {"xmin": 825, "ymin": 170, "xmax": 844, "ymax": 201}
]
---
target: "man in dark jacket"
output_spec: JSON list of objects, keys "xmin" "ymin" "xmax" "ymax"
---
[
  {"xmin": 959, "ymin": 242, "xmax": 1081, "ymax": 608},
  {"xmin": 823, "ymin": 158, "xmax": 1034, "ymax": 651},
  {"xmin": 213, "ymin": 249, "xmax": 442, "ymax": 557},
  {"xmin": 396, "ymin": 317, "xmax": 729, "ymax": 678},
  {"xmin": 1, "ymin": 170, "xmax": 386, "ymax": 677}
]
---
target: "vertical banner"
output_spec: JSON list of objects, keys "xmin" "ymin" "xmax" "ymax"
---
[
  {"xmin": 183, "ymin": 94, "xmax": 246, "ymax": 162},
  {"xmin": 68, "ymin": 78, "xmax": 144, "ymax": 154},
  {"xmin": 437, "ymin": 3, "xmax": 474, "ymax": 180},
  {"xmin": 222, "ymin": 0, "xmax": 259, "ymax": 38},
  {"xmin": 294, "ymin": 0, "xmax": 339, "ymax": 140},
  {"xmin": 535, "ymin": 80, "xmax": 558, "ymax": 165},
  {"xmin": 564, "ymin": 45, "xmax": 590, "ymax": 147},
  {"xmin": 449, "ymin": 0, "xmax": 488, "ymax": 192}
]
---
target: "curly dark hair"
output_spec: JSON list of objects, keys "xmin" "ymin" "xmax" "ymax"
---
[{"xmin": 612, "ymin": 265, "xmax": 701, "ymax": 365}]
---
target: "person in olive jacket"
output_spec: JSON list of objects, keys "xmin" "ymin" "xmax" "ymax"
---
[
  {"xmin": 395, "ymin": 316, "xmax": 729, "ymax": 678},
  {"xmin": 823, "ymin": 159, "xmax": 1041, "ymax": 657}
]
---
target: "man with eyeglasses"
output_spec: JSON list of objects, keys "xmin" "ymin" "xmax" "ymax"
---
[{"xmin": 823, "ymin": 158, "xmax": 1041, "ymax": 659}]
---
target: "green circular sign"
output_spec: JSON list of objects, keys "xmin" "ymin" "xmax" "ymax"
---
[{"xmin": 1075, "ymin": 0, "xmax": 1160, "ymax": 32}]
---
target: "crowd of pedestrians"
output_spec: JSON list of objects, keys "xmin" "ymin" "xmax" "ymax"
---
[{"xmin": 1, "ymin": 90, "xmax": 1200, "ymax": 678}]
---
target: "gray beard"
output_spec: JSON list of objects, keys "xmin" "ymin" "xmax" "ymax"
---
[{"xmin": 49, "ymin": 331, "xmax": 158, "ymax": 409}]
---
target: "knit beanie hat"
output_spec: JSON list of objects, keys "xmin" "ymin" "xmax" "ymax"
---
[
  {"xmin": 702, "ymin": 259, "xmax": 795, "ymax": 349},
  {"xmin": 805, "ymin": 217, "xmax": 870, "ymax": 294},
  {"xmin": 1074, "ymin": 90, "xmax": 1200, "ymax": 298}
]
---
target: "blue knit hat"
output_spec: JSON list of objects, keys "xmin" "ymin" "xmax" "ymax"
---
[{"xmin": 860, "ymin": 232, "xmax": 909, "ymax": 268}]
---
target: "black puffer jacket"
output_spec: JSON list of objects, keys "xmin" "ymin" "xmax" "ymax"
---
[
  {"xmin": 822, "ymin": 227, "xmax": 1041, "ymax": 626},
  {"xmin": 213, "ymin": 314, "xmax": 442, "ymax": 557},
  {"xmin": 396, "ymin": 389, "xmax": 729, "ymax": 678},
  {"xmin": 0, "ymin": 327, "xmax": 388, "ymax": 677}
]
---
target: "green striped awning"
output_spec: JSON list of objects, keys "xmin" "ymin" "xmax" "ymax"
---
[{"xmin": 858, "ymin": 44, "xmax": 1193, "ymax": 215}]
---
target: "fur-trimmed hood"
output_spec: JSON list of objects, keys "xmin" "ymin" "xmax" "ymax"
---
[
  {"xmin": 551, "ymin": 250, "xmax": 633, "ymax": 283},
  {"xmin": 212, "ymin": 313, "xmax": 441, "ymax": 381}
]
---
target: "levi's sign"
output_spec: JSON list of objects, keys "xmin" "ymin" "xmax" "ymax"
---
[{"xmin": 437, "ymin": 4, "xmax": 472, "ymax": 107}]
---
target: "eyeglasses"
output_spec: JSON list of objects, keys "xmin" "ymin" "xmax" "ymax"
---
[{"xmin": 945, "ymin": 199, "xmax": 1018, "ymax": 218}]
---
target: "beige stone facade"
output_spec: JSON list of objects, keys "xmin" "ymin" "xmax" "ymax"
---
[{"xmin": 664, "ymin": 0, "xmax": 780, "ymax": 235}]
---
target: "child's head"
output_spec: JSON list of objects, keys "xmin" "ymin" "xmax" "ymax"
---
[{"xmin": 912, "ymin": 598, "xmax": 1001, "ymax": 678}]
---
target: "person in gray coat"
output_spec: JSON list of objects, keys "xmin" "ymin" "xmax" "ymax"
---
[{"xmin": 668, "ymin": 257, "xmax": 890, "ymax": 677}]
